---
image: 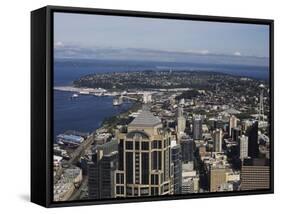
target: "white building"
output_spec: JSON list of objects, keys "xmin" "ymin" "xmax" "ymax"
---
[
  {"xmin": 213, "ymin": 128, "xmax": 223, "ymax": 152},
  {"xmin": 177, "ymin": 106, "xmax": 186, "ymax": 136},
  {"xmin": 239, "ymin": 135, "xmax": 248, "ymax": 160},
  {"xmin": 182, "ymin": 170, "xmax": 199, "ymax": 194},
  {"xmin": 229, "ymin": 115, "xmax": 238, "ymax": 136}
]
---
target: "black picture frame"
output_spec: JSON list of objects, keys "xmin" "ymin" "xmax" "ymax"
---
[{"xmin": 31, "ymin": 5, "xmax": 274, "ymax": 208}]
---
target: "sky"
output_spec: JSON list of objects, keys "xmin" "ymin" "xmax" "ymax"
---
[{"xmin": 54, "ymin": 12, "xmax": 270, "ymax": 61}]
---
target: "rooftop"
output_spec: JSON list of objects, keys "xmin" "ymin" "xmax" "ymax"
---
[{"xmin": 129, "ymin": 109, "xmax": 161, "ymax": 127}]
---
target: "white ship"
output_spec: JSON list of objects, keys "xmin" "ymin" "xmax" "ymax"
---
[
  {"xmin": 71, "ymin": 93, "xmax": 79, "ymax": 99},
  {"xmin": 113, "ymin": 96, "xmax": 123, "ymax": 106}
]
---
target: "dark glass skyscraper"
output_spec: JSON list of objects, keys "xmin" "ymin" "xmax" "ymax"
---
[
  {"xmin": 247, "ymin": 121, "xmax": 259, "ymax": 158},
  {"xmin": 88, "ymin": 151, "xmax": 118, "ymax": 199},
  {"xmin": 171, "ymin": 144, "xmax": 182, "ymax": 194},
  {"xmin": 180, "ymin": 136, "xmax": 194, "ymax": 162}
]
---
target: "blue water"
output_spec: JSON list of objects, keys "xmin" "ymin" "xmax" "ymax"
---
[
  {"xmin": 54, "ymin": 90, "xmax": 132, "ymax": 138},
  {"xmin": 53, "ymin": 58, "xmax": 269, "ymax": 138},
  {"xmin": 54, "ymin": 59, "xmax": 269, "ymax": 86}
]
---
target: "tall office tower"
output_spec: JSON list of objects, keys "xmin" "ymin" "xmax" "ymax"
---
[
  {"xmin": 231, "ymin": 127, "xmax": 241, "ymax": 142},
  {"xmin": 115, "ymin": 108, "xmax": 172, "ymax": 197},
  {"xmin": 177, "ymin": 106, "xmax": 186, "ymax": 136},
  {"xmin": 88, "ymin": 151, "xmax": 118, "ymax": 199},
  {"xmin": 247, "ymin": 121, "xmax": 259, "ymax": 158},
  {"xmin": 239, "ymin": 135, "xmax": 248, "ymax": 160},
  {"xmin": 242, "ymin": 119, "xmax": 252, "ymax": 133},
  {"xmin": 213, "ymin": 128, "xmax": 223, "ymax": 152},
  {"xmin": 182, "ymin": 163, "xmax": 199, "ymax": 194},
  {"xmin": 213, "ymin": 119, "xmax": 224, "ymax": 130},
  {"xmin": 229, "ymin": 115, "xmax": 238, "ymax": 137},
  {"xmin": 241, "ymin": 158, "xmax": 270, "ymax": 190},
  {"xmin": 180, "ymin": 135, "xmax": 194, "ymax": 162},
  {"xmin": 88, "ymin": 161, "xmax": 99, "ymax": 199},
  {"xmin": 171, "ymin": 144, "xmax": 182, "ymax": 194},
  {"xmin": 193, "ymin": 115, "xmax": 202, "ymax": 140},
  {"xmin": 209, "ymin": 166, "xmax": 227, "ymax": 192}
]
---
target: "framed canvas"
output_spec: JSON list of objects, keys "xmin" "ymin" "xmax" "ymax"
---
[{"xmin": 31, "ymin": 5, "xmax": 274, "ymax": 207}]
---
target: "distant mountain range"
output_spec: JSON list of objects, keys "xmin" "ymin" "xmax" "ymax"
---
[{"xmin": 54, "ymin": 44, "xmax": 269, "ymax": 67}]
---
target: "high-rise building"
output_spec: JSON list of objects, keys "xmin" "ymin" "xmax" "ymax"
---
[
  {"xmin": 229, "ymin": 115, "xmax": 238, "ymax": 137},
  {"xmin": 213, "ymin": 119, "xmax": 224, "ymax": 130},
  {"xmin": 88, "ymin": 151, "xmax": 118, "ymax": 199},
  {"xmin": 193, "ymin": 115, "xmax": 202, "ymax": 140},
  {"xmin": 87, "ymin": 161, "xmax": 99, "ymax": 199},
  {"xmin": 247, "ymin": 121, "xmax": 259, "ymax": 158},
  {"xmin": 181, "ymin": 163, "xmax": 199, "ymax": 194},
  {"xmin": 239, "ymin": 135, "xmax": 248, "ymax": 160},
  {"xmin": 182, "ymin": 173, "xmax": 199, "ymax": 194},
  {"xmin": 213, "ymin": 128, "xmax": 223, "ymax": 152},
  {"xmin": 115, "ymin": 108, "xmax": 172, "ymax": 197},
  {"xmin": 177, "ymin": 106, "xmax": 186, "ymax": 137},
  {"xmin": 210, "ymin": 166, "xmax": 227, "ymax": 192},
  {"xmin": 231, "ymin": 127, "xmax": 241, "ymax": 142},
  {"xmin": 180, "ymin": 135, "xmax": 194, "ymax": 162},
  {"xmin": 241, "ymin": 158, "xmax": 270, "ymax": 190},
  {"xmin": 171, "ymin": 144, "xmax": 182, "ymax": 194}
]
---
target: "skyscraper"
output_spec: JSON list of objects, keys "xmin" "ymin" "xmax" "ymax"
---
[
  {"xmin": 231, "ymin": 127, "xmax": 241, "ymax": 142},
  {"xmin": 115, "ymin": 108, "xmax": 172, "ymax": 197},
  {"xmin": 177, "ymin": 106, "xmax": 186, "ymax": 137},
  {"xmin": 241, "ymin": 158, "xmax": 270, "ymax": 190},
  {"xmin": 229, "ymin": 115, "xmax": 238, "ymax": 137},
  {"xmin": 213, "ymin": 128, "xmax": 223, "ymax": 152},
  {"xmin": 247, "ymin": 121, "xmax": 259, "ymax": 158},
  {"xmin": 88, "ymin": 151, "xmax": 118, "ymax": 199},
  {"xmin": 193, "ymin": 115, "xmax": 202, "ymax": 140},
  {"xmin": 210, "ymin": 166, "xmax": 227, "ymax": 192},
  {"xmin": 180, "ymin": 135, "xmax": 194, "ymax": 162},
  {"xmin": 239, "ymin": 135, "xmax": 248, "ymax": 160},
  {"xmin": 171, "ymin": 144, "xmax": 182, "ymax": 194}
]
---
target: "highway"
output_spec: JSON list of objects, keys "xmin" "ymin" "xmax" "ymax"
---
[{"xmin": 54, "ymin": 133, "xmax": 94, "ymax": 184}]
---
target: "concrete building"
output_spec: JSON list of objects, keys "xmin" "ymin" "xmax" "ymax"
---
[
  {"xmin": 115, "ymin": 108, "xmax": 172, "ymax": 197},
  {"xmin": 239, "ymin": 135, "xmax": 248, "ymax": 160},
  {"xmin": 229, "ymin": 115, "xmax": 238, "ymax": 137},
  {"xmin": 181, "ymin": 165, "xmax": 199, "ymax": 194},
  {"xmin": 210, "ymin": 166, "xmax": 226, "ymax": 192},
  {"xmin": 201, "ymin": 153, "xmax": 231, "ymax": 192},
  {"xmin": 241, "ymin": 158, "xmax": 270, "ymax": 190},
  {"xmin": 177, "ymin": 106, "xmax": 186, "ymax": 137},
  {"xmin": 213, "ymin": 128, "xmax": 223, "ymax": 152},
  {"xmin": 193, "ymin": 115, "xmax": 202, "ymax": 140}
]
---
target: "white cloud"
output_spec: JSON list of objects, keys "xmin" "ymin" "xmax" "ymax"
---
[
  {"xmin": 199, "ymin": 50, "xmax": 209, "ymax": 55},
  {"xmin": 54, "ymin": 41, "xmax": 64, "ymax": 48},
  {"xmin": 183, "ymin": 49, "xmax": 210, "ymax": 55},
  {"xmin": 234, "ymin": 51, "xmax": 241, "ymax": 56}
]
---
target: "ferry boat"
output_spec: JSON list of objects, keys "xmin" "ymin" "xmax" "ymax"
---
[
  {"xmin": 71, "ymin": 93, "xmax": 79, "ymax": 99},
  {"xmin": 113, "ymin": 96, "xmax": 123, "ymax": 106}
]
